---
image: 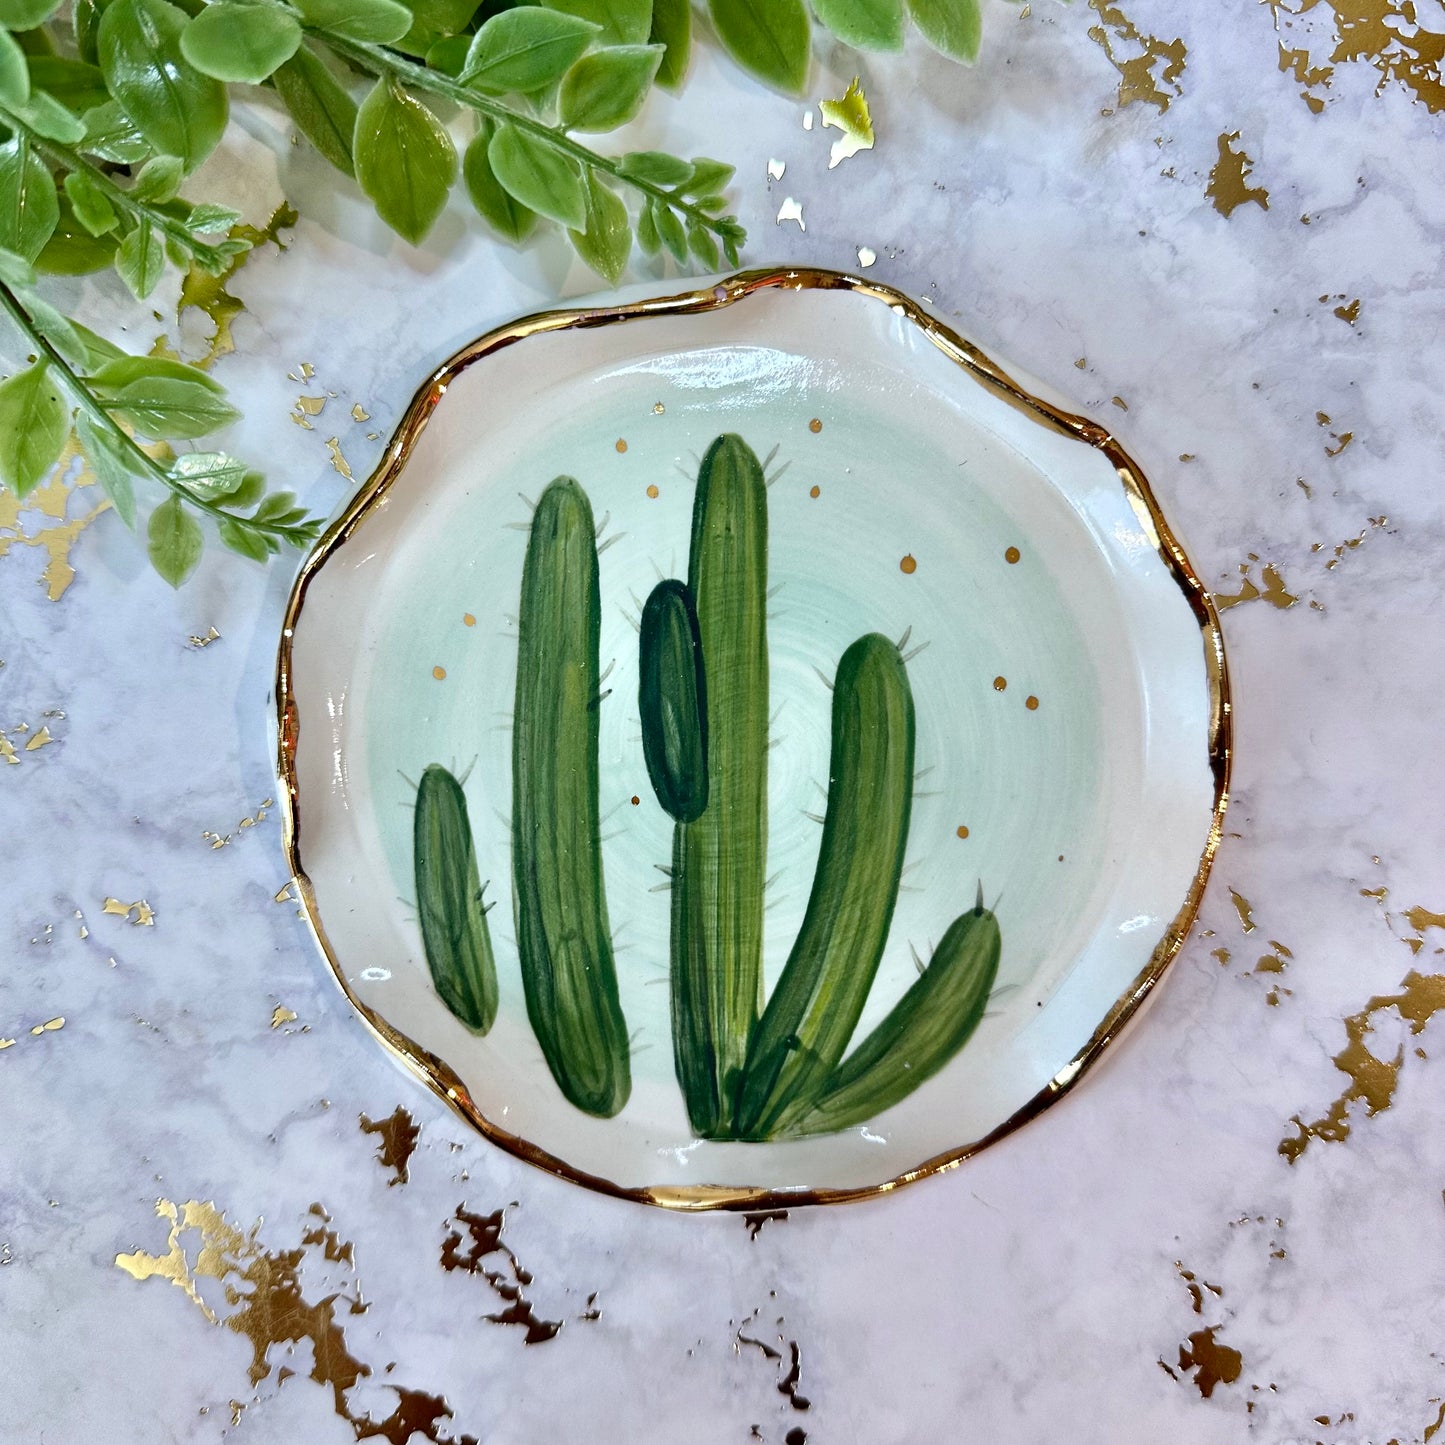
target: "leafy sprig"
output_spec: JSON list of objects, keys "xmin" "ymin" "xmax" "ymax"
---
[{"xmin": 0, "ymin": 256, "xmax": 321, "ymax": 587}]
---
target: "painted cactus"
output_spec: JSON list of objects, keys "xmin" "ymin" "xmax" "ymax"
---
[
  {"xmin": 511, "ymin": 477, "xmax": 631, "ymax": 1118},
  {"xmin": 644, "ymin": 434, "xmax": 1002, "ymax": 1141}
]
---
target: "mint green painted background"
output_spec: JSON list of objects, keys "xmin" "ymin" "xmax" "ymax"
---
[{"xmin": 361, "ymin": 347, "xmax": 1108, "ymax": 1093}]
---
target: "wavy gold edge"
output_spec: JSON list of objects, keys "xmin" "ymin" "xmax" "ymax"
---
[{"xmin": 274, "ymin": 266, "xmax": 1233, "ymax": 1213}]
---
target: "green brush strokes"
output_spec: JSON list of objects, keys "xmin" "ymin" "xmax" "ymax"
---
[
  {"xmin": 413, "ymin": 763, "xmax": 498, "ymax": 1034},
  {"xmin": 791, "ymin": 898, "xmax": 1001, "ymax": 1137},
  {"xmin": 639, "ymin": 577, "xmax": 708, "ymax": 824},
  {"xmin": 512, "ymin": 475, "xmax": 630, "ymax": 1118},
  {"xmin": 671, "ymin": 433, "xmax": 770, "ymax": 1137},
  {"xmin": 734, "ymin": 632, "xmax": 915, "ymax": 1139}
]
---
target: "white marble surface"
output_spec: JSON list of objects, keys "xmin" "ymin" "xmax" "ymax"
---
[{"xmin": 3, "ymin": 2, "xmax": 1445, "ymax": 1441}]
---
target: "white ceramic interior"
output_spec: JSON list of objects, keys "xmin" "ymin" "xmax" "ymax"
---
[{"xmin": 280, "ymin": 272, "xmax": 1223, "ymax": 1204}]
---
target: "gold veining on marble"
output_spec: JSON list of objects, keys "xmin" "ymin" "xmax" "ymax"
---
[
  {"xmin": 359, "ymin": 1106, "xmax": 420, "ymax": 1185},
  {"xmin": 274, "ymin": 267, "xmax": 1232, "ymax": 1211},
  {"xmin": 440, "ymin": 1204, "xmax": 566, "ymax": 1344},
  {"xmin": 117, "ymin": 1197, "xmax": 479, "ymax": 1442},
  {"xmin": 1176, "ymin": 1327, "xmax": 1243, "ymax": 1397},
  {"xmin": 1281, "ymin": 969, "xmax": 1445, "ymax": 1161},
  {"xmin": 1206, "ymin": 132, "xmax": 1270, "ymax": 217},
  {"xmin": 103, "ymin": 897, "xmax": 155, "ymax": 926},
  {"xmin": 0, "ymin": 433, "xmax": 110, "ymax": 601},
  {"xmin": 1265, "ymin": 0, "xmax": 1445, "ymax": 114},
  {"xmin": 1087, "ymin": 0, "xmax": 1187, "ymax": 112}
]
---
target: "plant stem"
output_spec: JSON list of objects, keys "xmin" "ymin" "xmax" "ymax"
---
[
  {"xmin": 0, "ymin": 105, "xmax": 237, "ymax": 273},
  {"xmin": 0, "ymin": 281, "xmax": 310, "ymax": 543},
  {"xmin": 313, "ymin": 29, "xmax": 735, "ymax": 241}
]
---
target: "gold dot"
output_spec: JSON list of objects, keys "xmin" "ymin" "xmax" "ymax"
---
[
  {"xmin": 808, "ymin": 418, "xmax": 823, "ymax": 434},
  {"xmin": 1058, "ymin": 854, "xmax": 1065, "ymax": 862},
  {"xmin": 993, "ymin": 676, "xmax": 1007, "ymax": 691},
  {"xmin": 809, "ymin": 485, "xmax": 820, "ymax": 499},
  {"xmin": 1026, "ymin": 695, "xmax": 1039, "ymax": 711},
  {"xmin": 630, "ymin": 795, "xmax": 640, "ymax": 806},
  {"xmin": 900, "ymin": 554, "xmax": 917, "ymax": 574},
  {"xmin": 646, "ymin": 484, "xmax": 659, "ymax": 499},
  {"xmin": 653, "ymin": 402, "xmax": 665, "ymax": 415},
  {"xmin": 462, "ymin": 613, "xmax": 476, "ymax": 627},
  {"xmin": 432, "ymin": 666, "xmax": 447, "ymax": 681},
  {"xmin": 615, "ymin": 438, "xmax": 628, "ymax": 453},
  {"xmin": 1005, "ymin": 546, "xmax": 1021, "ymax": 565},
  {"xmin": 956, "ymin": 825, "xmax": 970, "ymax": 840}
]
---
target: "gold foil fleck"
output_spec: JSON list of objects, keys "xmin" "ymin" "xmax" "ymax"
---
[
  {"xmin": 103, "ymin": 898, "xmax": 155, "ymax": 926},
  {"xmin": 1112, "ymin": 395, "xmax": 1129, "ymax": 410},
  {"xmin": 351, "ymin": 403, "xmax": 370, "ymax": 422},
  {"xmin": 0, "ymin": 735, "xmax": 17, "ymax": 766},
  {"xmin": 767, "ymin": 158, "xmax": 786, "ymax": 180},
  {"xmin": 0, "ymin": 1038, "xmax": 14, "ymax": 1049},
  {"xmin": 1206, "ymin": 132, "xmax": 1270, "ymax": 216},
  {"xmin": 440, "ymin": 1204, "xmax": 564, "ymax": 1344},
  {"xmin": 23, "ymin": 726, "xmax": 52, "ymax": 751},
  {"xmin": 202, "ymin": 831, "xmax": 231, "ymax": 849},
  {"xmin": 187, "ymin": 627, "xmax": 221, "ymax": 648},
  {"xmin": 1278, "ymin": 40, "xmax": 1334, "ymax": 110},
  {"xmin": 1325, "ymin": 429, "xmax": 1354, "ymax": 457},
  {"xmin": 856, "ymin": 246, "xmax": 876, "ymax": 268},
  {"xmin": 1087, "ymin": 0, "xmax": 1188, "ymax": 111},
  {"xmin": 1334, "ymin": 298, "xmax": 1361, "ymax": 324},
  {"xmin": 296, "ymin": 394, "xmax": 328, "ymax": 417},
  {"xmin": 776, "ymin": 198, "xmax": 806, "ymax": 231},
  {"xmin": 271, "ymin": 1005, "xmax": 298, "ymax": 1030},
  {"xmin": 1075, "ymin": 358, "xmax": 1088, "ymax": 370},
  {"xmin": 820, "ymin": 77, "xmax": 875, "ymax": 168},
  {"xmin": 287, "ymin": 362, "xmax": 315, "ymax": 382},
  {"xmin": 1177, "ymin": 1327, "xmax": 1243, "ymax": 1397},
  {"xmin": 1213, "ymin": 562, "xmax": 1299, "ymax": 610},
  {"xmin": 359, "ymin": 1107, "xmax": 420, "ymax": 1185},
  {"xmin": 28, "ymin": 1016, "xmax": 64, "ymax": 1035},
  {"xmin": 324, "ymin": 437, "xmax": 353, "ymax": 479},
  {"xmin": 1212, "ymin": 947, "xmax": 1232, "ymax": 965},
  {"xmin": 1280, "ymin": 970, "xmax": 1445, "ymax": 1161},
  {"xmin": 1230, "ymin": 889, "xmax": 1257, "ymax": 933}
]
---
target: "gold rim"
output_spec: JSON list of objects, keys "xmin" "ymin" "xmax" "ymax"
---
[{"xmin": 274, "ymin": 266, "xmax": 1232, "ymax": 1212}]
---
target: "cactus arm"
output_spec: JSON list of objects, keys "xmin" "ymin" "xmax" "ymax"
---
[
  {"xmin": 512, "ymin": 476, "xmax": 631, "ymax": 1118},
  {"xmin": 639, "ymin": 579, "xmax": 709, "ymax": 824},
  {"xmin": 414, "ymin": 764, "xmax": 499, "ymax": 1034},
  {"xmin": 788, "ymin": 903, "xmax": 1001, "ymax": 1137},
  {"xmin": 734, "ymin": 633, "xmax": 915, "ymax": 1138},
  {"xmin": 671, "ymin": 433, "xmax": 770, "ymax": 1137}
]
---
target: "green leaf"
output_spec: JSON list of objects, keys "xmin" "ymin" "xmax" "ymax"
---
[
  {"xmin": 92, "ymin": 358, "xmax": 239, "ymax": 439},
  {"xmin": 353, "ymin": 78, "xmax": 457, "ymax": 245},
  {"xmin": 81, "ymin": 99, "xmax": 153, "ymax": 165},
  {"xmin": 252, "ymin": 488, "xmax": 303, "ymax": 524},
  {"xmin": 542, "ymin": 0, "xmax": 650, "ymax": 45},
  {"xmin": 98, "ymin": 0, "xmax": 229, "ymax": 170},
  {"xmin": 0, "ymin": 137, "xmax": 59, "ymax": 262},
  {"xmin": 292, "ymin": 0, "xmax": 413, "ymax": 44},
  {"xmin": 907, "ymin": 0, "xmax": 981, "ymax": 62},
  {"xmin": 812, "ymin": 0, "xmax": 904, "ymax": 50},
  {"xmin": 271, "ymin": 42, "xmax": 357, "ymax": 177},
  {"xmin": 19, "ymin": 290, "xmax": 87, "ymax": 365},
  {"xmin": 686, "ymin": 218, "xmax": 719, "ymax": 269},
  {"xmin": 653, "ymin": 201, "xmax": 686, "ymax": 263},
  {"xmin": 25, "ymin": 56, "xmax": 110, "ymax": 113},
  {"xmin": 649, "ymin": 0, "xmax": 691, "ymax": 89},
  {"xmin": 168, "ymin": 449, "xmax": 246, "ymax": 499},
  {"xmin": 426, "ymin": 34, "xmax": 469, "ymax": 76},
  {"xmin": 185, "ymin": 201, "xmax": 242, "ymax": 233},
  {"xmin": 180, "ymin": 1, "xmax": 302, "ymax": 83},
  {"xmin": 75, "ymin": 411, "xmax": 139, "ymax": 529},
  {"xmin": 74, "ymin": 0, "xmax": 102, "ymax": 62},
  {"xmin": 568, "ymin": 172, "xmax": 629, "ymax": 283},
  {"xmin": 618, "ymin": 150, "xmax": 693, "ymax": 187},
  {"xmin": 217, "ymin": 515, "xmax": 271, "ymax": 561},
  {"xmin": 0, "ymin": 361, "xmax": 68, "ymax": 499},
  {"xmin": 9, "ymin": 88, "xmax": 86, "ymax": 142},
  {"xmin": 228, "ymin": 467, "xmax": 264, "ymax": 510},
  {"xmin": 115, "ymin": 218, "xmax": 164, "ymax": 298},
  {"xmin": 407, "ymin": 0, "xmax": 481, "ymax": 35},
  {"xmin": 558, "ymin": 44, "xmax": 662, "ymax": 131},
  {"xmin": 69, "ymin": 320, "xmax": 125, "ymax": 366},
  {"xmin": 35, "ymin": 191, "xmax": 117, "ymax": 273},
  {"xmin": 487, "ymin": 120, "xmax": 585, "ymax": 230},
  {"xmin": 635, "ymin": 199, "xmax": 659, "ymax": 254},
  {"xmin": 460, "ymin": 7, "xmax": 598, "ymax": 94},
  {"xmin": 0, "ymin": 0, "xmax": 62, "ymax": 28},
  {"xmin": 462, "ymin": 121, "xmax": 536, "ymax": 243},
  {"xmin": 62, "ymin": 171, "xmax": 118, "ymax": 235},
  {"xmin": 706, "ymin": 0, "xmax": 810, "ymax": 95},
  {"xmin": 131, "ymin": 154, "xmax": 184, "ymax": 203},
  {"xmin": 0, "ymin": 245, "xmax": 36, "ymax": 284},
  {"xmin": 146, "ymin": 494, "xmax": 203, "ymax": 587},
  {"xmin": 0, "ymin": 28, "xmax": 31, "ymax": 108}
]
